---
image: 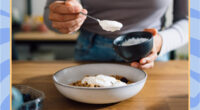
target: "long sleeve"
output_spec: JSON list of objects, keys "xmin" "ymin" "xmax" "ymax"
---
[{"xmin": 158, "ymin": 0, "xmax": 188, "ymax": 56}]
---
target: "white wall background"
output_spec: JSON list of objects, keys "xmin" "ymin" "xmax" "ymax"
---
[
  {"xmin": 12, "ymin": 0, "xmax": 27, "ymax": 22},
  {"xmin": 12, "ymin": 0, "xmax": 46, "ymax": 17},
  {"xmin": 31, "ymin": 0, "xmax": 46, "ymax": 16}
]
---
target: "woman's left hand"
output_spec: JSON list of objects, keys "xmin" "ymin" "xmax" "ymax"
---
[{"xmin": 130, "ymin": 29, "xmax": 163, "ymax": 69}]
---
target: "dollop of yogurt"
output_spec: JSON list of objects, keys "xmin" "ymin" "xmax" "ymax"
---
[
  {"xmin": 81, "ymin": 74, "xmax": 127, "ymax": 87},
  {"xmin": 98, "ymin": 20, "xmax": 123, "ymax": 32}
]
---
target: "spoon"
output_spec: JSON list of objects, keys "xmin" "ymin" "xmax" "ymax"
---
[
  {"xmin": 55, "ymin": 1, "xmax": 123, "ymax": 32},
  {"xmin": 80, "ymin": 12, "xmax": 123, "ymax": 32},
  {"xmin": 80, "ymin": 12, "xmax": 100, "ymax": 22}
]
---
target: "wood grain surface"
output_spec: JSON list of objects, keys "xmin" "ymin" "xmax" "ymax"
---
[
  {"xmin": 12, "ymin": 60, "xmax": 188, "ymax": 110},
  {"xmin": 14, "ymin": 31, "xmax": 79, "ymax": 41}
]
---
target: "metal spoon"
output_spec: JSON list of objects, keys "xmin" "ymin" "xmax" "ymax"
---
[
  {"xmin": 80, "ymin": 12, "xmax": 123, "ymax": 32},
  {"xmin": 80, "ymin": 12, "xmax": 100, "ymax": 22}
]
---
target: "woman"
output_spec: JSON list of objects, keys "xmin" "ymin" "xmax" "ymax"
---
[{"xmin": 44, "ymin": 0, "xmax": 188, "ymax": 69}]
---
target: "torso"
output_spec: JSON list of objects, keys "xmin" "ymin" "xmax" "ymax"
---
[{"xmin": 81, "ymin": 0, "xmax": 172, "ymax": 37}]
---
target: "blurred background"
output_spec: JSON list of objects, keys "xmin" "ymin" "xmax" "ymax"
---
[{"xmin": 12, "ymin": 0, "xmax": 188, "ymax": 61}]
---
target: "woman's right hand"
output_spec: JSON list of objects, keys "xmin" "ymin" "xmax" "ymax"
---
[{"xmin": 49, "ymin": 0, "xmax": 87, "ymax": 34}]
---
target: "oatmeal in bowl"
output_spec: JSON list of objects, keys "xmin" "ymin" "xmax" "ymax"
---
[
  {"xmin": 71, "ymin": 74, "xmax": 132, "ymax": 87},
  {"xmin": 53, "ymin": 63, "xmax": 147, "ymax": 104}
]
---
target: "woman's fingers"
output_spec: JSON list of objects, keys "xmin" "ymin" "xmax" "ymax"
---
[
  {"xmin": 57, "ymin": 16, "xmax": 86, "ymax": 34},
  {"xmin": 57, "ymin": 22, "xmax": 80, "ymax": 34},
  {"xmin": 131, "ymin": 61, "xmax": 154, "ymax": 69},
  {"xmin": 138, "ymin": 48, "xmax": 157, "ymax": 69},
  {"xmin": 51, "ymin": 8, "xmax": 87, "ymax": 34},
  {"xmin": 132, "ymin": 46, "xmax": 157, "ymax": 69},
  {"xmin": 65, "ymin": 0, "xmax": 83, "ymax": 10},
  {"xmin": 144, "ymin": 28, "xmax": 157, "ymax": 36},
  {"xmin": 139, "ymin": 62, "xmax": 154, "ymax": 69},
  {"xmin": 58, "ymin": 28, "xmax": 70, "ymax": 34},
  {"xmin": 49, "ymin": 0, "xmax": 82, "ymax": 14},
  {"xmin": 140, "ymin": 50, "xmax": 157, "ymax": 64},
  {"xmin": 49, "ymin": 1, "xmax": 87, "ymax": 34},
  {"xmin": 52, "ymin": 12, "xmax": 86, "ymax": 29},
  {"xmin": 130, "ymin": 62, "xmax": 140, "ymax": 68},
  {"xmin": 49, "ymin": 11, "xmax": 79, "ymax": 22}
]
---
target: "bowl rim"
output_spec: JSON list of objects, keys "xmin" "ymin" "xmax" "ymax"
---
[
  {"xmin": 113, "ymin": 31, "xmax": 153, "ymax": 47},
  {"xmin": 53, "ymin": 63, "xmax": 147, "ymax": 90}
]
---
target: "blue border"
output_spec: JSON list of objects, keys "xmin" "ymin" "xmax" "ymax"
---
[
  {"xmin": 0, "ymin": 0, "xmax": 200, "ymax": 109},
  {"xmin": 0, "ymin": 0, "xmax": 10, "ymax": 109},
  {"xmin": 190, "ymin": 0, "xmax": 200, "ymax": 110}
]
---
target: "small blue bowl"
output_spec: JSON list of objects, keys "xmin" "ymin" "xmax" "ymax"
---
[
  {"xmin": 113, "ymin": 32, "xmax": 153, "ymax": 62},
  {"xmin": 13, "ymin": 85, "xmax": 45, "ymax": 110}
]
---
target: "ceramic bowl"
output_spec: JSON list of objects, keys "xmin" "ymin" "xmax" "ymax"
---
[
  {"xmin": 53, "ymin": 63, "xmax": 147, "ymax": 104},
  {"xmin": 113, "ymin": 32, "xmax": 153, "ymax": 62}
]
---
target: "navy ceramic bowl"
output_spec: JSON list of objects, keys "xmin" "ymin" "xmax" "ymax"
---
[{"xmin": 113, "ymin": 32, "xmax": 153, "ymax": 62}]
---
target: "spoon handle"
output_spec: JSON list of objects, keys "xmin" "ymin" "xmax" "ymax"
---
[{"xmin": 80, "ymin": 12, "xmax": 100, "ymax": 22}]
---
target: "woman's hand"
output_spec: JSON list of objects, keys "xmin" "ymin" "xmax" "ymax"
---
[
  {"xmin": 49, "ymin": 0, "xmax": 87, "ymax": 34},
  {"xmin": 131, "ymin": 29, "xmax": 163, "ymax": 69}
]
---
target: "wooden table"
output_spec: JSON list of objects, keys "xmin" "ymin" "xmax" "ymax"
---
[{"xmin": 12, "ymin": 60, "xmax": 188, "ymax": 110}]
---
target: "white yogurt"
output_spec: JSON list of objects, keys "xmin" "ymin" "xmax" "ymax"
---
[
  {"xmin": 81, "ymin": 74, "xmax": 127, "ymax": 87},
  {"xmin": 98, "ymin": 20, "xmax": 123, "ymax": 32},
  {"xmin": 122, "ymin": 38, "xmax": 148, "ymax": 46}
]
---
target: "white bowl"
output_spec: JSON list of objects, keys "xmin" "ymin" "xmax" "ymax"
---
[{"xmin": 53, "ymin": 63, "xmax": 147, "ymax": 104}]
